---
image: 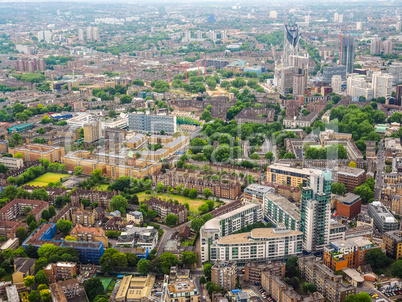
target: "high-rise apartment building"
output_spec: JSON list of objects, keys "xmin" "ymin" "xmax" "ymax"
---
[
  {"xmin": 338, "ymin": 14, "xmax": 343, "ymax": 23},
  {"xmin": 346, "ymin": 74, "xmax": 373, "ymax": 100},
  {"xmin": 38, "ymin": 30, "xmax": 52, "ymax": 42},
  {"xmin": 128, "ymin": 113, "xmax": 177, "ymax": 134},
  {"xmin": 83, "ymin": 121, "xmax": 102, "ymax": 143},
  {"xmin": 92, "ymin": 27, "xmax": 99, "ymax": 41},
  {"xmin": 331, "ymin": 75, "xmax": 342, "ymax": 93},
  {"xmin": 372, "ymin": 72, "xmax": 393, "ymax": 98},
  {"xmin": 340, "ymin": 36, "xmax": 354, "ymax": 73},
  {"xmin": 86, "ymin": 26, "xmax": 93, "ymax": 40},
  {"xmin": 334, "ymin": 13, "xmax": 339, "ymax": 22},
  {"xmin": 301, "ymin": 170, "xmax": 332, "ymax": 253},
  {"xmin": 78, "ymin": 29, "xmax": 84, "ymax": 41},
  {"xmin": 269, "ymin": 11, "xmax": 278, "ymax": 19},
  {"xmin": 370, "ymin": 38, "xmax": 381, "ymax": 55},
  {"xmin": 293, "ymin": 74, "xmax": 306, "ymax": 96},
  {"xmin": 356, "ymin": 22, "xmax": 362, "ymax": 30},
  {"xmin": 389, "ymin": 62, "xmax": 402, "ymax": 85},
  {"xmin": 383, "ymin": 39, "xmax": 393, "ymax": 55},
  {"xmin": 263, "ymin": 193, "xmax": 301, "ymax": 230},
  {"xmin": 211, "ymin": 261, "xmax": 237, "ymax": 291},
  {"xmin": 395, "ymin": 85, "xmax": 402, "ymax": 106}
]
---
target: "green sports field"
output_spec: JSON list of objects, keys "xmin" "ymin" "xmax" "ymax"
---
[
  {"xmin": 25, "ymin": 172, "xmax": 70, "ymax": 187},
  {"xmin": 98, "ymin": 276, "xmax": 113, "ymax": 290}
]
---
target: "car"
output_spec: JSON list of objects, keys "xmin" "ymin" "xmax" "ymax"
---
[{"xmin": 372, "ymin": 294, "xmax": 378, "ymax": 298}]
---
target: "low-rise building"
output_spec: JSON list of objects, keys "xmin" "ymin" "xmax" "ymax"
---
[
  {"xmin": 49, "ymin": 279, "xmax": 81, "ymax": 301},
  {"xmin": 0, "ymin": 157, "xmax": 23, "ymax": 169},
  {"xmin": 12, "ymin": 258, "xmax": 36, "ymax": 287},
  {"xmin": 9, "ymin": 144, "xmax": 65, "ymax": 162},
  {"xmin": 298, "ymin": 256, "xmax": 356, "ymax": 302},
  {"xmin": 0, "ymin": 238, "xmax": 19, "ymax": 252},
  {"xmin": 211, "ymin": 261, "xmax": 237, "ymax": 291},
  {"xmin": 168, "ymin": 279, "xmax": 199, "ymax": 302},
  {"xmin": 115, "ymin": 274, "xmax": 155, "ymax": 302},
  {"xmin": 126, "ymin": 211, "xmax": 144, "ymax": 225},
  {"xmin": 209, "ymin": 228, "xmax": 303, "ymax": 266},
  {"xmin": 243, "ymin": 184, "xmax": 275, "ymax": 203},
  {"xmin": 336, "ymin": 193, "xmax": 362, "ymax": 219},
  {"xmin": 43, "ymin": 262, "xmax": 77, "ymax": 283},
  {"xmin": 244, "ymin": 262, "xmax": 285, "ymax": 284},
  {"xmin": 117, "ymin": 225, "xmax": 158, "ymax": 250},
  {"xmin": 0, "ymin": 199, "xmax": 49, "ymax": 222}
]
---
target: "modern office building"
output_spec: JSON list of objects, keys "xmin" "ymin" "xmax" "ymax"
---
[
  {"xmin": 209, "ymin": 228, "xmax": 303, "ymax": 265},
  {"xmin": 335, "ymin": 193, "xmax": 362, "ymax": 219},
  {"xmin": 200, "ymin": 202, "xmax": 262, "ymax": 263},
  {"xmin": 383, "ymin": 231, "xmax": 402, "ymax": 260},
  {"xmin": 211, "ymin": 261, "xmax": 237, "ymax": 291},
  {"xmin": 128, "ymin": 113, "xmax": 177, "ymax": 134},
  {"xmin": 301, "ymin": 170, "xmax": 332, "ymax": 253},
  {"xmin": 340, "ymin": 36, "xmax": 354, "ymax": 73},
  {"xmin": 368, "ymin": 201, "xmax": 398, "ymax": 233},
  {"xmin": 263, "ymin": 193, "xmax": 301, "ymax": 230}
]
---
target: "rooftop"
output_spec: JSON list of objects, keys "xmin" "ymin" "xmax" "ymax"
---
[
  {"xmin": 334, "ymin": 166, "xmax": 366, "ymax": 177},
  {"xmin": 217, "ymin": 228, "xmax": 302, "ymax": 245},
  {"xmin": 264, "ymin": 193, "xmax": 301, "ymax": 220}
]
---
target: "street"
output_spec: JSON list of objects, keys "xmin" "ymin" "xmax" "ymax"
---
[{"xmin": 375, "ymin": 140, "xmax": 384, "ymax": 200}]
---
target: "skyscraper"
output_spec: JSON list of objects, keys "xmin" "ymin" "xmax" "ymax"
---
[
  {"xmin": 341, "ymin": 36, "xmax": 354, "ymax": 74},
  {"xmin": 372, "ymin": 72, "xmax": 393, "ymax": 98},
  {"xmin": 395, "ymin": 85, "xmax": 402, "ymax": 107},
  {"xmin": 334, "ymin": 12, "xmax": 339, "ymax": 22},
  {"xmin": 331, "ymin": 75, "xmax": 342, "ymax": 93},
  {"xmin": 92, "ymin": 27, "xmax": 99, "ymax": 41},
  {"xmin": 283, "ymin": 24, "xmax": 299, "ymax": 67},
  {"xmin": 78, "ymin": 29, "xmax": 84, "ymax": 41},
  {"xmin": 383, "ymin": 40, "xmax": 393, "ymax": 55},
  {"xmin": 301, "ymin": 170, "xmax": 332, "ymax": 253},
  {"xmin": 86, "ymin": 26, "xmax": 93, "ymax": 41}
]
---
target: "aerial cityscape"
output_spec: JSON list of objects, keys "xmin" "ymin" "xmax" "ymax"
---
[{"xmin": 0, "ymin": 0, "xmax": 401, "ymax": 302}]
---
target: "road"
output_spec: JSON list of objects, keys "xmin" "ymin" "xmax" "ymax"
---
[
  {"xmin": 155, "ymin": 220, "xmax": 192, "ymax": 257},
  {"xmin": 375, "ymin": 140, "xmax": 384, "ymax": 200}
]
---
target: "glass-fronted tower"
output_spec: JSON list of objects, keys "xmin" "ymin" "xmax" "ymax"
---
[{"xmin": 341, "ymin": 36, "xmax": 354, "ymax": 74}]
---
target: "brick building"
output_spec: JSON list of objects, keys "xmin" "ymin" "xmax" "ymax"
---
[
  {"xmin": 0, "ymin": 221, "xmax": 26, "ymax": 239},
  {"xmin": 383, "ymin": 231, "xmax": 402, "ymax": 260},
  {"xmin": 70, "ymin": 224, "xmax": 108, "ymax": 247},
  {"xmin": 234, "ymin": 108, "xmax": 275, "ymax": 124},
  {"xmin": 244, "ymin": 262, "xmax": 285, "ymax": 284},
  {"xmin": 332, "ymin": 166, "xmax": 366, "ymax": 193},
  {"xmin": 49, "ymin": 279, "xmax": 81, "ymax": 302},
  {"xmin": 153, "ymin": 172, "xmax": 241, "ymax": 199},
  {"xmin": 70, "ymin": 188, "xmax": 118, "ymax": 207},
  {"xmin": 211, "ymin": 261, "xmax": 237, "ymax": 291},
  {"xmin": 0, "ymin": 199, "xmax": 49, "ymax": 222},
  {"xmin": 43, "ymin": 262, "xmax": 77, "ymax": 283},
  {"xmin": 143, "ymin": 197, "xmax": 187, "ymax": 225},
  {"xmin": 8, "ymin": 144, "xmax": 65, "ymax": 162},
  {"xmin": 335, "ymin": 193, "xmax": 362, "ymax": 219}
]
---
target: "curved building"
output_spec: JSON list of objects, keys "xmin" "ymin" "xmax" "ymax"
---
[{"xmin": 283, "ymin": 24, "xmax": 299, "ymax": 67}]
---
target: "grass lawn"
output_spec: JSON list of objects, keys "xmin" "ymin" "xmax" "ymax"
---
[
  {"xmin": 96, "ymin": 184, "xmax": 109, "ymax": 191},
  {"xmin": 24, "ymin": 172, "xmax": 70, "ymax": 187},
  {"xmin": 98, "ymin": 276, "xmax": 113, "ymax": 291},
  {"xmin": 136, "ymin": 192, "xmax": 218, "ymax": 215}
]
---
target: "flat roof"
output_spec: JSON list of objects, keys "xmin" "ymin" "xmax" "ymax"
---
[
  {"xmin": 217, "ymin": 228, "xmax": 302, "ymax": 245},
  {"xmin": 264, "ymin": 193, "xmax": 301, "ymax": 220}
]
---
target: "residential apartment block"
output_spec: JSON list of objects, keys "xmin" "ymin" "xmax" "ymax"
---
[
  {"xmin": 43, "ymin": 262, "xmax": 77, "ymax": 283},
  {"xmin": 211, "ymin": 261, "xmax": 237, "ymax": 291},
  {"xmin": 0, "ymin": 199, "xmax": 49, "ymax": 222},
  {"xmin": 0, "ymin": 157, "xmax": 23, "ymax": 169},
  {"xmin": 9, "ymin": 144, "xmax": 65, "ymax": 162},
  {"xmin": 383, "ymin": 231, "xmax": 402, "ymax": 260},
  {"xmin": 323, "ymin": 237, "xmax": 380, "ymax": 271},
  {"xmin": 263, "ymin": 193, "xmax": 301, "ymax": 230},
  {"xmin": 244, "ymin": 262, "xmax": 285, "ymax": 284},
  {"xmin": 266, "ymin": 164, "xmax": 321, "ymax": 187},
  {"xmin": 167, "ymin": 279, "xmax": 200, "ymax": 302},
  {"xmin": 209, "ymin": 228, "xmax": 303, "ymax": 265},
  {"xmin": 332, "ymin": 166, "xmax": 366, "ymax": 193},
  {"xmin": 128, "ymin": 113, "xmax": 177, "ymax": 134},
  {"xmin": 70, "ymin": 224, "xmax": 108, "ymax": 246},
  {"xmin": 143, "ymin": 197, "xmax": 188, "ymax": 225},
  {"xmin": 298, "ymin": 256, "xmax": 356, "ymax": 302},
  {"xmin": 200, "ymin": 202, "xmax": 263, "ymax": 263}
]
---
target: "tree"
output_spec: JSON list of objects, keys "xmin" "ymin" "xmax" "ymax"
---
[
  {"xmin": 165, "ymin": 214, "xmax": 178, "ymax": 226},
  {"xmin": 206, "ymin": 200, "xmax": 215, "ymax": 211},
  {"xmin": 6, "ymin": 176, "xmax": 15, "ymax": 184},
  {"xmin": 74, "ymin": 166, "xmax": 83, "ymax": 176},
  {"xmin": 265, "ymin": 152, "xmax": 275, "ymax": 161},
  {"xmin": 331, "ymin": 183, "xmax": 346, "ymax": 196},
  {"xmin": 1, "ymin": 185, "xmax": 17, "ymax": 200},
  {"xmin": 202, "ymin": 213, "xmax": 213, "ymax": 222},
  {"xmin": 191, "ymin": 218, "xmax": 205, "ymax": 232},
  {"xmin": 182, "ymin": 187, "xmax": 190, "ymax": 197},
  {"xmin": 48, "ymin": 206, "xmax": 56, "ymax": 217},
  {"xmin": 37, "ymin": 284, "xmax": 48, "ymax": 291},
  {"xmin": 14, "ymin": 152, "xmax": 24, "ymax": 159},
  {"xmin": 365, "ymin": 249, "xmax": 391, "ymax": 273},
  {"xmin": 100, "ymin": 248, "xmax": 118, "ymax": 273},
  {"xmin": 137, "ymin": 259, "xmax": 151, "ymax": 274},
  {"xmin": 156, "ymin": 182, "xmax": 166, "ymax": 193},
  {"xmin": 206, "ymin": 78, "xmax": 217, "ymax": 89},
  {"xmin": 203, "ymin": 188, "xmax": 212, "ymax": 199},
  {"xmin": 35, "ymin": 270, "xmax": 49, "ymax": 286},
  {"xmin": 42, "ymin": 210, "xmax": 50, "ymax": 221},
  {"xmin": 189, "ymin": 188, "xmax": 198, "ymax": 199},
  {"xmin": 390, "ymin": 260, "xmax": 402, "ymax": 278},
  {"xmin": 23, "ymin": 276, "xmax": 35, "ymax": 289},
  {"xmin": 16, "ymin": 227, "xmax": 28, "ymax": 244},
  {"xmin": 204, "ymin": 263, "xmax": 212, "ymax": 280},
  {"xmin": 109, "ymin": 195, "xmax": 128, "ymax": 212},
  {"xmin": 127, "ymin": 253, "xmax": 139, "ymax": 267},
  {"xmin": 183, "ymin": 202, "xmax": 190, "ymax": 210},
  {"xmin": 65, "ymin": 236, "xmax": 77, "ymax": 241},
  {"xmin": 120, "ymin": 95, "xmax": 133, "ymax": 104},
  {"xmin": 28, "ymin": 290, "xmax": 40, "ymax": 302},
  {"xmin": 198, "ymin": 203, "xmax": 209, "ymax": 214},
  {"xmin": 112, "ymin": 252, "xmax": 128, "ymax": 268},
  {"xmin": 344, "ymin": 292, "xmax": 372, "ymax": 302},
  {"xmin": 26, "ymin": 214, "xmax": 36, "ymax": 225},
  {"xmin": 56, "ymin": 219, "xmax": 73, "ymax": 236},
  {"xmin": 84, "ymin": 278, "xmax": 105, "ymax": 302},
  {"xmin": 181, "ymin": 251, "xmax": 197, "ymax": 266},
  {"xmin": 39, "ymin": 289, "xmax": 51, "ymax": 302},
  {"xmin": 349, "ymin": 161, "xmax": 357, "ymax": 168},
  {"xmin": 93, "ymin": 296, "xmax": 109, "ymax": 302}
]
